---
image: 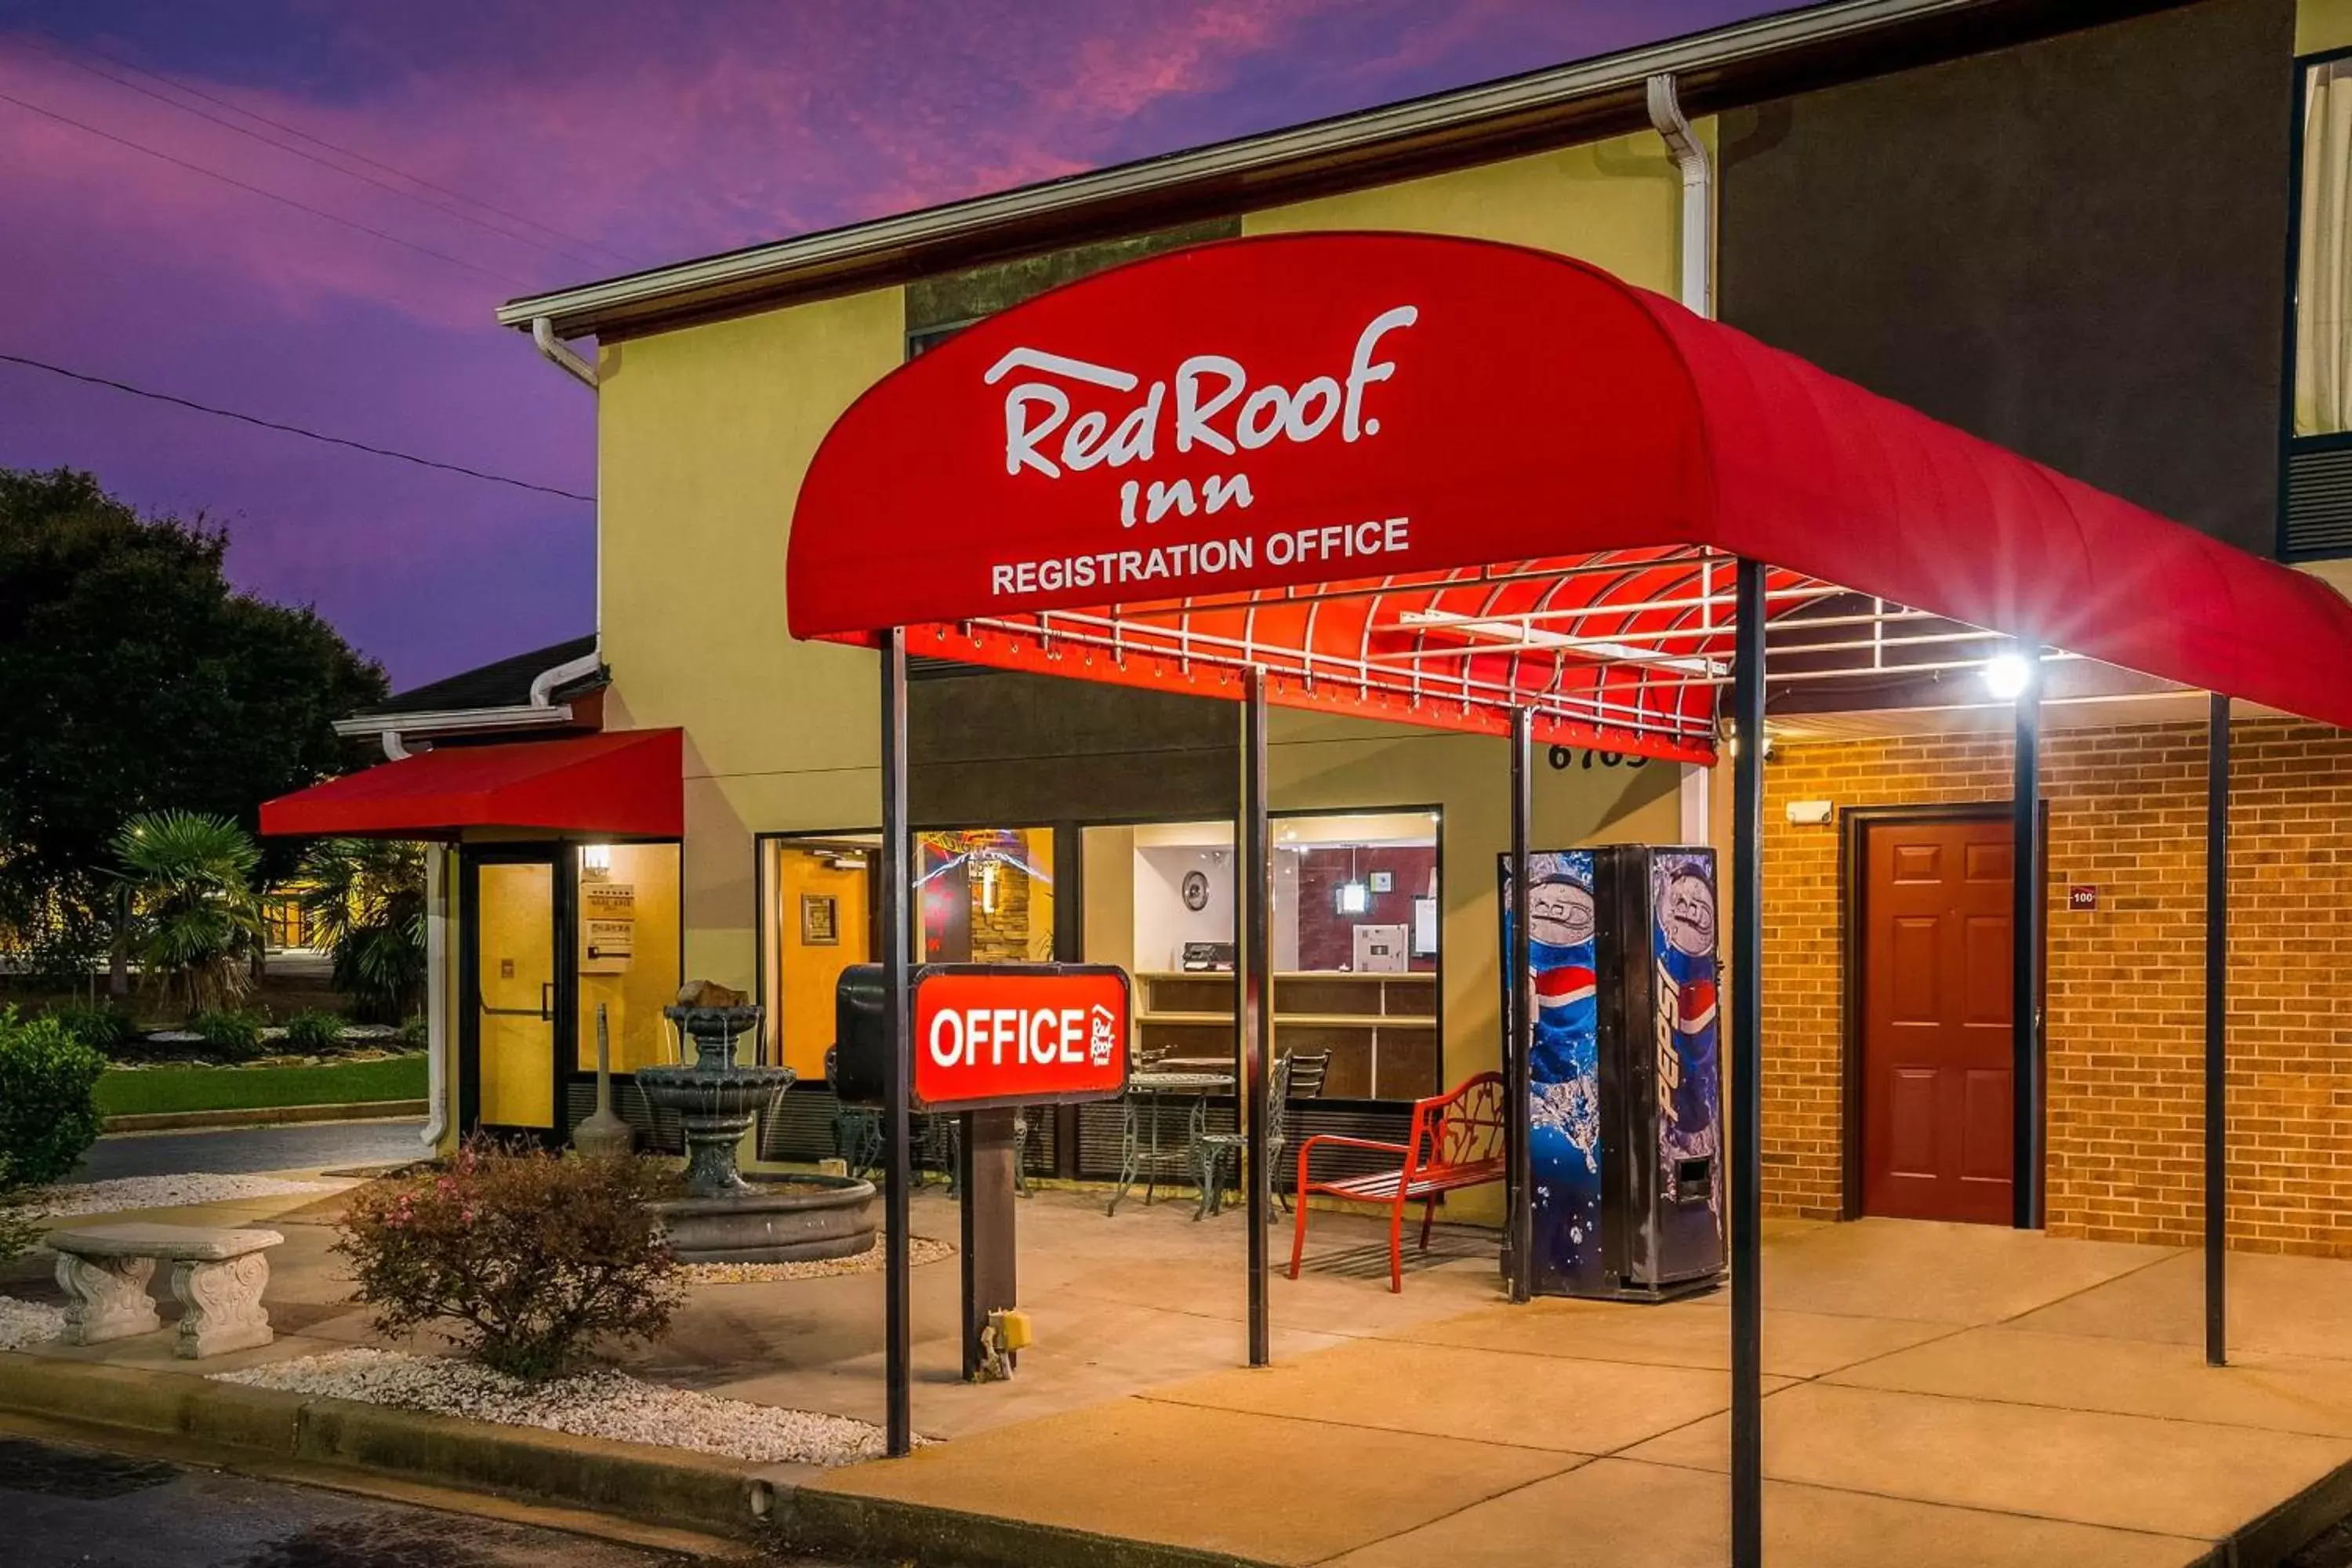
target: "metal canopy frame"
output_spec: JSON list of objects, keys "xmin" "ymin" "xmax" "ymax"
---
[
  {"xmin": 900, "ymin": 546, "xmax": 2125, "ymax": 768},
  {"xmin": 866, "ymin": 541, "xmax": 2241, "ymax": 1568}
]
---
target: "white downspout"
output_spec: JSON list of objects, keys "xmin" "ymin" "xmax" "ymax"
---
[
  {"xmin": 532, "ymin": 317, "xmax": 599, "ymax": 389},
  {"xmin": 419, "ymin": 846, "xmax": 450, "ymax": 1151},
  {"xmin": 1646, "ymin": 73, "xmax": 1714, "ymax": 321},
  {"xmin": 528, "ymin": 648, "xmax": 604, "ymax": 707},
  {"xmin": 1648, "ymin": 71, "xmax": 1717, "ymax": 844},
  {"xmin": 524, "ymin": 315, "xmax": 605, "ymax": 709}
]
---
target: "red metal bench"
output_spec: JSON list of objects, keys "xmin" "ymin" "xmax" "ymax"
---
[{"xmin": 1287, "ymin": 1072, "xmax": 1507, "ymax": 1292}]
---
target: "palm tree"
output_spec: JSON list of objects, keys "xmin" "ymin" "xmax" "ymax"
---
[
  {"xmin": 297, "ymin": 839, "xmax": 425, "ymax": 1024},
  {"xmin": 111, "ymin": 811, "xmax": 263, "ymax": 1015}
]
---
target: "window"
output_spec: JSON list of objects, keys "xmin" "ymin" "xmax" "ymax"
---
[
  {"xmin": 1085, "ymin": 811, "xmax": 1442, "ymax": 1100},
  {"xmin": 761, "ymin": 827, "xmax": 1054, "ymax": 1082},
  {"xmin": 2296, "ymin": 55, "xmax": 2352, "ymax": 439}
]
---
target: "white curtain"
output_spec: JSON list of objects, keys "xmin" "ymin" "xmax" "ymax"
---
[{"xmin": 2299, "ymin": 61, "xmax": 2352, "ymax": 436}]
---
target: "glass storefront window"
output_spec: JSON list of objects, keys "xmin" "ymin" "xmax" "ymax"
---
[
  {"xmin": 574, "ymin": 842, "xmax": 682, "ymax": 1076},
  {"xmin": 762, "ymin": 827, "xmax": 1054, "ymax": 1082},
  {"xmin": 1085, "ymin": 811, "xmax": 1441, "ymax": 1100}
]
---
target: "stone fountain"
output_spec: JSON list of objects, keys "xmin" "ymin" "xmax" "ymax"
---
[{"xmin": 634, "ymin": 982, "xmax": 877, "ymax": 1264}]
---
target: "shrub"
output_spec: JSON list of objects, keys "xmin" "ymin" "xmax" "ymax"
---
[
  {"xmin": 0, "ymin": 1007, "xmax": 106, "ymax": 1187},
  {"xmin": 394, "ymin": 1014, "xmax": 428, "ymax": 1049},
  {"xmin": 282, "ymin": 1010, "xmax": 347, "ymax": 1053},
  {"xmin": 47, "ymin": 1000, "xmax": 137, "ymax": 1055},
  {"xmin": 187, "ymin": 1008, "xmax": 265, "ymax": 1060},
  {"xmin": 336, "ymin": 1142, "xmax": 685, "ymax": 1381}
]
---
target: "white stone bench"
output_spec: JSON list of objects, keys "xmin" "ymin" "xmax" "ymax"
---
[{"xmin": 45, "ymin": 1223, "xmax": 283, "ymax": 1359}]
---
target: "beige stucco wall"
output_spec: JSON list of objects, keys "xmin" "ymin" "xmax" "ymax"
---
[
  {"xmin": 1242, "ymin": 126, "xmax": 1700, "ymax": 285},
  {"xmin": 596, "ymin": 290, "xmax": 904, "ymax": 991},
  {"xmin": 592, "ymin": 123, "xmax": 1703, "ymax": 1169},
  {"xmin": 2301, "ymin": 0, "xmax": 2352, "ymax": 53}
]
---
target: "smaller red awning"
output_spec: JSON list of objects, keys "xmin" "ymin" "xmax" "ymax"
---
[{"xmin": 260, "ymin": 729, "xmax": 683, "ymax": 840}]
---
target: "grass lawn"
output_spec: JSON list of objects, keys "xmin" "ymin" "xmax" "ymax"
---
[{"xmin": 95, "ymin": 1054, "xmax": 428, "ymax": 1118}]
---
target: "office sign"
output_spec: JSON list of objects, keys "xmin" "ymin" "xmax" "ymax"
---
[{"xmin": 832, "ymin": 963, "xmax": 1130, "ymax": 1112}]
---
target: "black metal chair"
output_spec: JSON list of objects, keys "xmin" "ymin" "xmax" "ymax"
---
[{"xmin": 1194, "ymin": 1050, "xmax": 1327, "ymax": 1219}]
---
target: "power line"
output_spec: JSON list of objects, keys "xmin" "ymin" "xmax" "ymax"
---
[
  {"xmin": 0, "ymin": 87, "xmax": 532, "ymax": 286},
  {"xmin": 0, "ymin": 351, "xmax": 595, "ymax": 504},
  {"xmin": 16, "ymin": 30, "xmax": 626, "ymax": 270}
]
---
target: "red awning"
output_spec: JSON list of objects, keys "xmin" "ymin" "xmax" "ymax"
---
[
  {"xmin": 784, "ymin": 233, "xmax": 2352, "ymax": 760},
  {"xmin": 260, "ymin": 729, "xmax": 683, "ymax": 840}
]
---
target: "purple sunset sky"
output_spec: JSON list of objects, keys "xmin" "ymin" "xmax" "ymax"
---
[{"xmin": 0, "ymin": 1, "xmax": 1783, "ymax": 690}]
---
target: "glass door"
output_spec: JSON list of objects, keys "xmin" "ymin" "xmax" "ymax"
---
[{"xmin": 464, "ymin": 851, "xmax": 563, "ymax": 1135}]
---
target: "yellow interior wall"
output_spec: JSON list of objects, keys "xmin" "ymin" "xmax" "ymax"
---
[
  {"xmin": 2301, "ymin": 0, "xmax": 2352, "ymax": 53},
  {"xmin": 771, "ymin": 848, "xmax": 872, "ymax": 1080},
  {"xmin": 596, "ymin": 288, "xmax": 906, "ymax": 999},
  {"xmin": 475, "ymin": 861, "xmax": 554, "ymax": 1127},
  {"xmin": 1083, "ymin": 826, "xmax": 1138, "ymax": 971},
  {"xmin": 575, "ymin": 843, "xmax": 682, "ymax": 1075}
]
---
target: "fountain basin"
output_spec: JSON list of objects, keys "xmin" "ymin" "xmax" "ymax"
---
[{"xmin": 651, "ymin": 1173, "xmax": 878, "ymax": 1265}]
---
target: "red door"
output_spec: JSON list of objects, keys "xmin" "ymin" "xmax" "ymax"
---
[{"xmin": 1858, "ymin": 815, "xmax": 2016, "ymax": 1224}]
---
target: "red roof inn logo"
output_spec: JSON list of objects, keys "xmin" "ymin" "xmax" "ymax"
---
[
  {"xmin": 982, "ymin": 306, "xmax": 1420, "ymax": 597},
  {"xmin": 911, "ymin": 965, "xmax": 1131, "ymax": 1112}
]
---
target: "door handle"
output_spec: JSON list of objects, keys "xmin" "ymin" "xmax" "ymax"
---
[{"xmin": 541, "ymin": 982, "xmax": 555, "ymax": 1022}]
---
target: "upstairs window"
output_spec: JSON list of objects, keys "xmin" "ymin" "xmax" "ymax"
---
[{"xmin": 2296, "ymin": 55, "xmax": 2352, "ymax": 437}]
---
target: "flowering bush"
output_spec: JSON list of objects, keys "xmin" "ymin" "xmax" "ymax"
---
[{"xmin": 336, "ymin": 1141, "xmax": 685, "ymax": 1381}]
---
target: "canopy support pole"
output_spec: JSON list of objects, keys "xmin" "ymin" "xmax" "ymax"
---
[
  {"xmin": 2206, "ymin": 693, "xmax": 2230, "ymax": 1367},
  {"xmin": 2013, "ymin": 643, "xmax": 2044, "ymax": 1231},
  {"xmin": 1240, "ymin": 666, "xmax": 1273, "ymax": 1366},
  {"xmin": 1506, "ymin": 707, "xmax": 1534, "ymax": 1305},
  {"xmin": 1730, "ymin": 558, "xmax": 1765, "ymax": 1568},
  {"xmin": 880, "ymin": 626, "xmax": 914, "ymax": 1456}
]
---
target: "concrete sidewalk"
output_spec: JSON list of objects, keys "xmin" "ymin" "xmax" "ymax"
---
[
  {"xmin": 13, "ymin": 1171, "xmax": 2352, "ymax": 1566},
  {"xmin": 811, "ymin": 1218, "xmax": 2352, "ymax": 1567}
]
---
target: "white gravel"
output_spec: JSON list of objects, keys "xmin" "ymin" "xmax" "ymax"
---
[
  {"xmin": 0, "ymin": 1296, "xmax": 66, "ymax": 1352},
  {"xmin": 215, "ymin": 1348, "xmax": 898, "ymax": 1465},
  {"xmin": 678, "ymin": 1233, "xmax": 953, "ymax": 1285},
  {"xmin": 25, "ymin": 1174, "xmax": 341, "ymax": 1219}
]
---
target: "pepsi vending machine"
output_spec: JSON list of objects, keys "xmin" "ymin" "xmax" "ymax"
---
[{"xmin": 1500, "ymin": 845, "xmax": 1724, "ymax": 1301}]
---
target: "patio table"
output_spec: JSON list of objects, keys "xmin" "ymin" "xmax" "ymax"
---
[{"xmin": 1109, "ymin": 1069, "xmax": 1233, "ymax": 1215}]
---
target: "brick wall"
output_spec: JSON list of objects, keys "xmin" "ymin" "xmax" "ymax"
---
[{"xmin": 1760, "ymin": 720, "xmax": 2352, "ymax": 1256}]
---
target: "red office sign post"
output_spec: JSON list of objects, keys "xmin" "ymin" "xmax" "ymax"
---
[{"xmin": 834, "ymin": 961, "xmax": 1130, "ymax": 1397}]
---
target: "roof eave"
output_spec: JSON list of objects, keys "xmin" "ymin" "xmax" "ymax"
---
[{"xmin": 497, "ymin": 0, "xmax": 2188, "ymax": 340}]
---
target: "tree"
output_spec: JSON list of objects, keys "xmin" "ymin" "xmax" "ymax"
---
[
  {"xmin": 111, "ymin": 811, "xmax": 263, "ymax": 1015},
  {"xmin": 0, "ymin": 469, "xmax": 387, "ymax": 979},
  {"xmin": 298, "ymin": 838, "xmax": 426, "ymax": 1023}
]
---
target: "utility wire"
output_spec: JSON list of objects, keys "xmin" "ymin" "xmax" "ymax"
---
[
  {"xmin": 0, "ymin": 87, "xmax": 532, "ymax": 286},
  {"xmin": 0, "ymin": 351, "xmax": 594, "ymax": 504},
  {"xmin": 16, "ymin": 30, "xmax": 625, "ymax": 270}
]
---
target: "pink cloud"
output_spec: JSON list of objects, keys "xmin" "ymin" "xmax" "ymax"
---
[{"xmin": 0, "ymin": 0, "xmax": 1773, "ymax": 684}]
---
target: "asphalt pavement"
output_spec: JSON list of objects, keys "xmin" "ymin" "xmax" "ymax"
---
[
  {"xmin": 72, "ymin": 1120, "xmax": 430, "ymax": 1183},
  {"xmin": 0, "ymin": 1432, "xmax": 757, "ymax": 1567}
]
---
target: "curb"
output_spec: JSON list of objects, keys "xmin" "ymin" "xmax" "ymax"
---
[
  {"xmin": 780, "ymin": 1486, "xmax": 1269, "ymax": 1568},
  {"xmin": 102, "ymin": 1101, "xmax": 428, "ymax": 1134},
  {"xmin": 0, "ymin": 1354, "xmax": 772, "ymax": 1540}
]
